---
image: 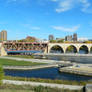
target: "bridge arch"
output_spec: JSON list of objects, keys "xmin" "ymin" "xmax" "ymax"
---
[
  {"xmin": 90, "ymin": 46, "xmax": 92, "ymax": 53},
  {"xmin": 49, "ymin": 45, "xmax": 64, "ymax": 53},
  {"xmin": 79, "ymin": 45, "xmax": 89, "ymax": 54},
  {"xmin": 65, "ymin": 45, "xmax": 78, "ymax": 53}
]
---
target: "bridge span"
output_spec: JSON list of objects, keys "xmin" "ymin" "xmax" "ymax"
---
[
  {"xmin": 47, "ymin": 43, "xmax": 92, "ymax": 54},
  {"xmin": 3, "ymin": 42, "xmax": 48, "ymax": 52},
  {"xmin": 1, "ymin": 42, "xmax": 92, "ymax": 56}
]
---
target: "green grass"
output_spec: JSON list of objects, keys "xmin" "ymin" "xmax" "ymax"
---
[
  {"xmin": 8, "ymin": 55, "xmax": 34, "ymax": 59},
  {"xmin": 0, "ymin": 84, "xmax": 83, "ymax": 92},
  {"xmin": 0, "ymin": 58, "xmax": 45, "ymax": 66},
  {"xmin": 4, "ymin": 76, "xmax": 92, "ymax": 86},
  {"xmin": 0, "ymin": 90, "xmax": 32, "ymax": 92}
]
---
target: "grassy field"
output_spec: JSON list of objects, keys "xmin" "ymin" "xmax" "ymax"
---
[
  {"xmin": 0, "ymin": 58, "xmax": 45, "ymax": 66},
  {"xmin": 8, "ymin": 55, "xmax": 34, "ymax": 59}
]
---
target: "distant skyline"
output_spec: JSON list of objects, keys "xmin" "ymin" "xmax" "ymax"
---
[{"xmin": 0, "ymin": 0, "xmax": 92, "ymax": 40}]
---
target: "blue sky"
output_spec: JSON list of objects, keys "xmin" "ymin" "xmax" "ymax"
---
[{"xmin": 0, "ymin": 0, "xmax": 92, "ymax": 40}]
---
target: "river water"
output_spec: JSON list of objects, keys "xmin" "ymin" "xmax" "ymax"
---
[
  {"xmin": 4, "ymin": 67, "xmax": 92, "ymax": 81},
  {"xmin": 6, "ymin": 50, "xmax": 92, "ymax": 81}
]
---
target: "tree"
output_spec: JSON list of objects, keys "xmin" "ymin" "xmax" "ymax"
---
[
  {"xmin": 57, "ymin": 39, "xmax": 64, "ymax": 43},
  {"xmin": 67, "ymin": 46, "xmax": 74, "ymax": 52},
  {"xmin": 50, "ymin": 40, "xmax": 56, "ymax": 43},
  {"xmin": 84, "ymin": 41, "xmax": 92, "ymax": 43}
]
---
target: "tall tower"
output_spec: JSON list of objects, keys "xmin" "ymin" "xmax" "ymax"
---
[
  {"xmin": 0, "ymin": 30, "xmax": 7, "ymax": 41},
  {"xmin": 73, "ymin": 33, "xmax": 77, "ymax": 42},
  {"xmin": 49, "ymin": 35, "xmax": 54, "ymax": 41}
]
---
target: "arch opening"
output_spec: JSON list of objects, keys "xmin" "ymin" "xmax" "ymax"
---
[
  {"xmin": 50, "ymin": 45, "xmax": 64, "ymax": 53},
  {"xmin": 79, "ymin": 45, "xmax": 88, "ymax": 54},
  {"xmin": 90, "ymin": 47, "xmax": 92, "ymax": 53},
  {"xmin": 66, "ymin": 45, "xmax": 77, "ymax": 53}
]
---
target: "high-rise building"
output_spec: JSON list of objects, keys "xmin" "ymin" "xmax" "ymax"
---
[
  {"xmin": 49, "ymin": 35, "xmax": 54, "ymax": 41},
  {"xmin": 0, "ymin": 30, "xmax": 7, "ymax": 41},
  {"xmin": 65, "ymin": 33, "xmax": 78, "ymax": 42},
  {"xmin": 65, "ymin": 35, "xmax": 72, "ymax": 41},
  {"xmin": 73, "ymin": 33, "xmax": 77, "ymax": 42}
]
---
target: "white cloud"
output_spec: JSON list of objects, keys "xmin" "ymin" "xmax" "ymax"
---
[
  {"xmin": 23, "ymin": 24, "xmax": 40, "ymax": 30},
  {"xmin": 56, "ymin": 0, "xmax": 75, "ymax": 13},
  {"xmin": 80, "ymin": 0, "xmax": 91, "ymax": 13},
  {"xmin": 51, "ymin": 0, "xmax": 58, "ymax": 2},
  {"xmin": 52, "ymin": 25, "xmax": 80, "ymax": 32},
  {"xmin": 51, "ymin": 0, "xmax": 92, "ymax": 13},
  {"xmin": 7, "ymin": 0, "xmax": 92, "ymax": 13},
  {"xmin": 31, "ymin": 27, "xmax": 40, "ymax": 30},
  {"xmin": 7, "ymin": 0, "xmax": 29, "ymax": 3}
]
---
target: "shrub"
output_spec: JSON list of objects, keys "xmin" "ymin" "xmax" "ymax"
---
[{"xmin": 0, "ymin": 65, "xmax": 4, "ymax": 85}]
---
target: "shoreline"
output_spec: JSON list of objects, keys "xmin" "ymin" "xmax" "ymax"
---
[{"xmin": 3, "ymin": 64, "xmax": 58, "ymax": 70}]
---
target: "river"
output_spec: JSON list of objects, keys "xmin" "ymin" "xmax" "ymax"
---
[
  {"xmin": 5, "ymin": 50, "xmax": 92, "ymax": 81},
  {"xmin": 4, "ymin": 67, "xmax": 92, "ymax": 81}
]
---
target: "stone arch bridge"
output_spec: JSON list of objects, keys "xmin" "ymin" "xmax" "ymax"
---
[
  {"xmin": 1, "ymin": 42, "xmax": 92, "ymax": 56},
  {"xmin": 46, "ymin": 43, "xmax": 92, "ymax": 53}
]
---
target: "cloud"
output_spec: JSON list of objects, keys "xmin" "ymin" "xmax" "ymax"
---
[
  {"xmin": 52, "ymin": 25, "xmax": 80, "ymax": 32},
  {"xmin": 80, "ymin": 0, "xmax": 91, "ymax": 13},
  {"xmin": 7, "ymin": 0, "xmax": 29, "ymax": 3},
  {"xmin": 31, "ymin": 27, "xmax": 40, "ymax": 30},
  {"xmin": 56, "ymin": 0, "xmax": 75, "ymax": 13},
  {"xmin": 6, "ymin": 0, "xmax": 92, "ymax": 13},
  {"xmin": 51, "ymin": 0, "xmax": 58, "ymax": 2},
  {"xmin": 51, "ymin": 0, "xmax": 92, "ymax": 13},
  {"xmin": 23, "ymin": 24, "xmax": 40, "ymax": 30}
]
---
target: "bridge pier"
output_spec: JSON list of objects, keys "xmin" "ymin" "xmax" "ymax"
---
[
  {"xmin": 88, "ymin": 48, "xmax": 90, "ymax": 54},
  {"xmin": 1, "ymin": 46, "xmax": 7, "ymax": 56},
  {"xmin": 0, "ymin": 43, "xmax": 7, "ymax": 56}
]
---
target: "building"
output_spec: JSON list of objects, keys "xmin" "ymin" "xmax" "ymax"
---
[
  {"xmin": 49, "ymin": 35, "xmax": 54, "ymax": 41},
  {"xmin": 36, "ymin": 38, "xmax": 48, "ymax": 43},
  {"xmin": 0, "ymin": 30, "xmax": 7, "ymax": 42},
  {"xmin": 65, "ymin": 35, "xmax": 72, "ymax": 42},
  {"xmin": 56, "ymin": 38, "xmax": 64, "ymax": 41},
  {"xmin": 65, "ymin": 33, "xmax": 77, "ymax": 42},
  {"xmin": 78, "ymin": 38, "xmax": 88, "ymax": 42},
  {"xmin": 73, "ymin": 33, "xmax": 77, "ymax": 42}
]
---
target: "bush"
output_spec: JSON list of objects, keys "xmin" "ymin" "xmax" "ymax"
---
[{"xmin": 0, "ymin": 65, "xmax": 4, "ymax": 85}]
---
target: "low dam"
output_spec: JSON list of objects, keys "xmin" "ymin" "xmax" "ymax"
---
[
  {"xmin": 34, "ymin": 53, "xmax": 92, "ymax": 64},
  {"xmin": 59, "ymin": 65, "xmax": 92, "ymax": 77}
]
